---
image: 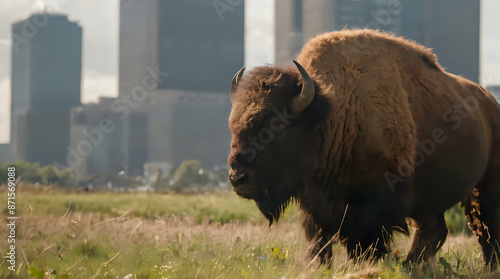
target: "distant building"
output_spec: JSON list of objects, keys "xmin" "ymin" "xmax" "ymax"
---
[
  {"xmin": 69, "ymin": 90, "xmax": 231, "ymax": 177},
  {"xmin": 486, "ymin": 86, "xmax": 500, "ymax": 103},
  {"xmin": 69, "ymin": 98, "xmax": 126, "ymax": 175},
  {"xmin": 118, "ymin": 0, "xmax": 243, "ymax": 174},
  {"xmin": 275, "ymin": 0, "xmax": 479, "ymax": 82},
  {"xmin": 275, "ymin": 0, "xmax": 303, "ymax": 66},
  {"xmin": 419, "ymin": 0, "xmax": 480, "ymax": 83},
  {"xmin": 123, "ymin": 109, "xmax": 149, "ymax": 176},
  {"xmin": 148, "ymin": 90, "xmax": 232, "ymax": 169},
  {"xmin": 275, "ymin": 0, "xmax": 335, "ymax": 66},
  {"xmin": 0, "ymin": 143, "xmax": 12, "ymax": 164},
  {"xmin": 10, "ymin": 13, "xmax": 82, "ymax": 166},
  {"xmin": 119, "ymin": 0, "xmax": 244, "ymax": 95}
]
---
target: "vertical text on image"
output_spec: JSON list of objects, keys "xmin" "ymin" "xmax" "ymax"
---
[{"xmin": 6, "ymin": 167, "xmax": 17, "ymax": 272}]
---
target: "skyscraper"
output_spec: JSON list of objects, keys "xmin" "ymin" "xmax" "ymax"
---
[
  {"xmin": 275, "ymin": 0, "xmax": 335, "ymax": 66},
  {"xmin": 275, "ymin": 0, "xmax": 480, "ymax": 82},
  {"xmin": 118, "ymin": 0, "xmax": 244, "ymax": 174},
  {"xmin": 275, "ymin": 0, "xmax": 303, "ymax": 66},
  {"xmin": 11, "ymin": 13, "xmax": 82, "ymax": 165},
  {"xmin": 334, "ymin": 0, "xmax": 480, "ymax": 82},
  {"xmin": 486, "ymin": 86, "xmax": 500, "ymax": 102},
  {"xmin": 119, "ymin": 0, "xmax": 245, "ymax": 96},
  {"xmin": 419, "ymin": 0, "xmax": 480, "ymax": 83}
]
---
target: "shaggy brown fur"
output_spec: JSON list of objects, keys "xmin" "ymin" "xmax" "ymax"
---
[{"xmin": 228, "ymin": 29, "xmax": 500, "ymax": 266}]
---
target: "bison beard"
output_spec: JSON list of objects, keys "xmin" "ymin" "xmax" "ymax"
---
[
  {"xmin": 228, "ymin": 29, "xmax": 500, "ymax": 267},
  {"xmin": 254, "ymin": 186, "xmax": 292, "ymax": 225}
]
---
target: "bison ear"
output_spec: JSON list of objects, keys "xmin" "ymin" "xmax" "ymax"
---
[
  {"xmin": 231, "ymin": 66, "xmax": 246, "ymax": 101},
  {"xmin": 290, "ymin": 60, "xmax": 315, "ymax": 114}
]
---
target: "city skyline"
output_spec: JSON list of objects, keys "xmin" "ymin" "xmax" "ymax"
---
[
  {"xmin": 3, "ymin": 1, "xmax": 245, "ymax": 173},
  {"xmin": 0, "ymin": 0, "xmax": 499, "ymax": 144}
]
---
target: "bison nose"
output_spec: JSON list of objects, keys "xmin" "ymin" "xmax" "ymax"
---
[
  {"xmin": 230, "ymin": 160, "xmax": 239, "ymax": 170},
  {"xmin": 229, "ymin": 169, "xmax": 248, "ymax": 187}
]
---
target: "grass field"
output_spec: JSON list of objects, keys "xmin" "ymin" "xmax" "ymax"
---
[{"xmin": 0, "ymin": 185, "xmax": 496, "ymax": 278}]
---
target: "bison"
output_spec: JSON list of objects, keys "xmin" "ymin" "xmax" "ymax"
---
[{"xmin": 227, "ymin": 29, "xmax": 500, "ymax": 266}]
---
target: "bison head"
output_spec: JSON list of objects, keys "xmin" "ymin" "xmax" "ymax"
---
[{"xmin": 228, "ymin": 61, "xmax": 330, "ymax": 224}]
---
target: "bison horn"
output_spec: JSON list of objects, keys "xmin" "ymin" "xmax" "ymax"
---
[
  {"xmin": 291, "ymin": 60, "xmax": 315, "ymax": 114},
  {"xmin": 230, "ymin": 66, "xmax": 246, "ymax": 100}
]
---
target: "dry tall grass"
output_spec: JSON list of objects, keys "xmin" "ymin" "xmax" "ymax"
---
[{"xmin": 0, "ymin": 188, "xmax": 496, "ymax": 278}]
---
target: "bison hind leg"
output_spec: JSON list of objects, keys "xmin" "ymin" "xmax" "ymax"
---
[{"xmin": 465, "ymin": 186, "xmax": 500, "ymax": 269}]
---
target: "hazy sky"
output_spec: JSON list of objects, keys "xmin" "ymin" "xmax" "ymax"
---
[{"xmin": 0, "ymin": 0, "xmax": 498, "ymax": 143}]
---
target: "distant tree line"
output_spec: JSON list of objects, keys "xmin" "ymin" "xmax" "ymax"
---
[
  {"xmin": 0, "ymin": 159, "xmax": 230, "ymax": 192},
  {"xmin": 153, "ymin": 160, "xmax": 230, "ymax": 193},
  {"xmin": 0, "ymin": 160, "xmax": 78, "ymax": 186}
]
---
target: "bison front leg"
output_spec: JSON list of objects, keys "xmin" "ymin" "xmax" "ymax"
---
[
  {"xmin": 302, "ymin": 214, "xmax": 336, "ymax": 264},
  {"xmin": 405, "ymin": 213, "xmax": 448, "ymax": 265},
  {"xmin": 343, "ymin": 226, "xmax": 391, "ymax": 261},
  {"xmin": 311, "ymin": 234, "xmax": 335, "ymax": 264}
]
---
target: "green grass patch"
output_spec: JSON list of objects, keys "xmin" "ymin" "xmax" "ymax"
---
[{"xmin": 12, "ymin": 190, "xmax": 280, "ymax": 223}]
